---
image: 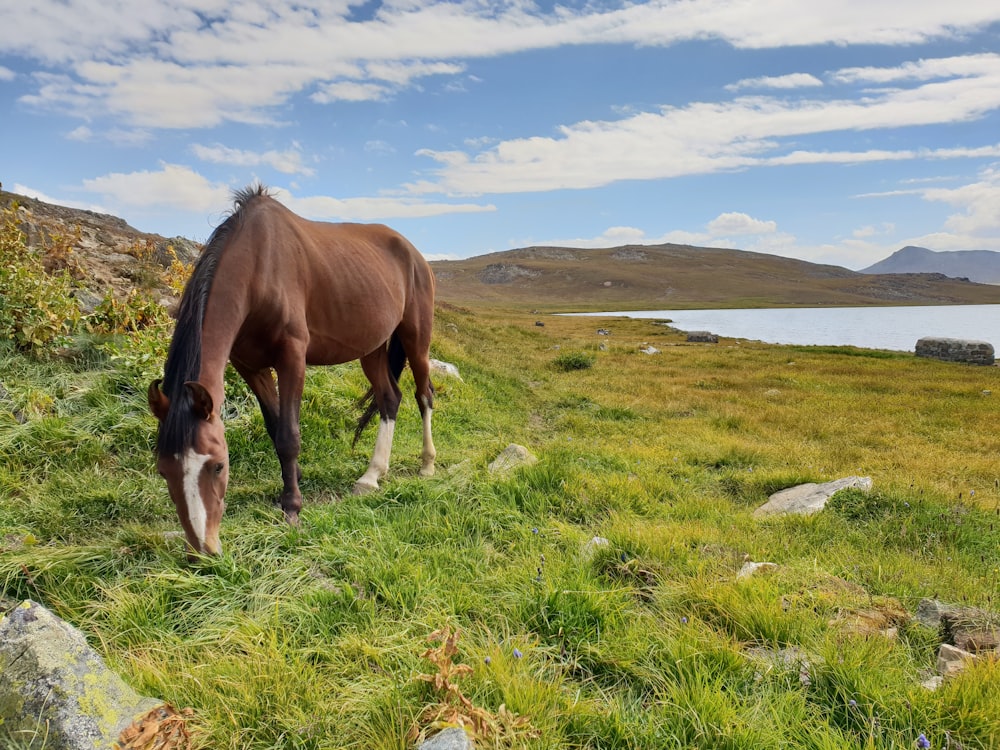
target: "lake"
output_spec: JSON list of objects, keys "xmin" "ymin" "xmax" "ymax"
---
[{"xmin": 567, "ymin": 304, "xmax": 1000, "ymax": 352}]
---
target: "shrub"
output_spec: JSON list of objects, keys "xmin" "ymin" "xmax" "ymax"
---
[
  {"xmin": 553, "ymin": 351, "xmax": 595, "ymax": 372},
  {"xmin": 0, "ymin": 203, "xmax": 82, "ymax": 352},
  {"xmin": 87, "ymin": 288, "xmax": 169, "ymax": 334}
]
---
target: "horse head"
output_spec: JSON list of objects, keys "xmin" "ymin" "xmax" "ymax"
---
[{"xmin": 148, "ymin": 379, "xmax": 230, "ymax": 557}]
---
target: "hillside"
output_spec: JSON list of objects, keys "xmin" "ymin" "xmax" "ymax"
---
[
  {"xmin": 862, "ymin": 245, "xmax": 1000, "ymax": 284},
  {"xmin": 432, "ymin": 243, "xmax": 1000, "ymax": 310},
  {"xmin": 5, "ymin": 187, "xmax": 1000, "ymax": 311},
  {"xmin": 0, "ymin": 188, "xmax": 200, "ymax": 309}
]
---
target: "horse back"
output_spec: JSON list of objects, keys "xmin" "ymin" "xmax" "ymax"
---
[{"xmin": 220, "ymin": 199, "xmax": 434, "ymax": 366}]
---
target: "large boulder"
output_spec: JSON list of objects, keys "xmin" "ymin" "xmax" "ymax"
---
[
  {"xmin": 754, "ymin": 476, "xmax": 872, "ymax": 517},
  {"xmin": 0, "ymin": 600, "xmax": 162, "ymax": 750},
  {"xmin": 915, "ymin": 337, "xmax": 994, "ymax": 365}
]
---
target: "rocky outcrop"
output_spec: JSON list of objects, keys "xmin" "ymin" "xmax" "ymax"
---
[
  {"xmin": 1, "ymin": 189, "xmax": 200, "ymax": 307},
  {"xmin": 0, "ymin": 600, "xmax": 162, "ymax": 750},
  {"xmin": 915, "ymin": 337, "xmax": 995, "ymax": 365},
  {"xmin": 478, "ymin": 263, "xmax": 540, "ymax": 284}
]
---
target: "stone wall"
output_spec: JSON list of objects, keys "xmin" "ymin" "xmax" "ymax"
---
[{"xmin": 915, "ymin": 337, "xmax": 995, "ymax": 365}]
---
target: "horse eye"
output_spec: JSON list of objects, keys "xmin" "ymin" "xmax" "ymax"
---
[{"xmin": 214, "ymin": 462, "xmax": 225, "ymax": 475}]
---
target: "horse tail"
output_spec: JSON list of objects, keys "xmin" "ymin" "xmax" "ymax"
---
[{"xmin": 353, "ymin": 332, "xmax": 407, "ymax": 446}]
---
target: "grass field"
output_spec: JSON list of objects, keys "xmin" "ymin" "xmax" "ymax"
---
[{"xmin": 2, "ymin": 305, "xmax": 999, "ymax": 749}]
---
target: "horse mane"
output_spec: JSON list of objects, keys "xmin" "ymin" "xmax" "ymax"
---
[{"xmin": 155, "ymin": 184, "xmax": 270, "ymax": 455}]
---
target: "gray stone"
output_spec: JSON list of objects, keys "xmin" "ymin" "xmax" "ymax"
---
[
  {"xmin": 0, "ymin": 600, "xmax": 162, "ymax": 750},
  {"xmin": 746, "ymin": 646, "xmax": 815, "ymax": 686},
  {"xmin": 914, "ymin": 598, "xmax": 1000, "ymax": 653},
  {"xmin": 737, "ymin": 561, "xmax": 779, "ymax": 579},
  {"xmin": 914, "ymin": 598, "xmax": 948, "ymax": 630},
  {"xmin": 686, "ymin": 331, "xmax": 719, "ymax": 343},
  {"xmin": 937, "ymin": 643, "xmax": 976, "ymax": 678},
  {"xmin": 582, "ymin": 536, "xmax": 610, "ymax": 558},
  {"xmin": 487, "ymin": 444, "xmax": 538, "ymax": 475},
  {"xmin": 754, "ymin": 476, "xmax": 872, "ymax": 517},
  {"xmin": 418, "ymin": 727, "xmax": 475, "ymax": 750},
  {"xmin": 639, "ymin": 345, "xmax": 660, "ymax": 355},
  {"xmin": 915, "ymin": 337, "xmax": 994, "ymax": 365},
  {"xmin": 921, "ymin": 675, "xmax": 944, "ymax": 691},
  {"xmin": 430, "ymin": 359, "xmax": 463, "ymax": 381}
]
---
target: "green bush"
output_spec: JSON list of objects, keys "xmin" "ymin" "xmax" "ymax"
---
[
  {"xmin": 0, "ymin": 204, "xmax": 82, "ymax": 352},
  {"xmin": 553, "ymin": 351, "xmax": 595, "ymax": 371}
]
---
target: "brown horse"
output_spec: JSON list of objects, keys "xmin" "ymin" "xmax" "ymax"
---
[{"xmin": 148, "ymin": 185, "xmax": 436, "ymax": 556}]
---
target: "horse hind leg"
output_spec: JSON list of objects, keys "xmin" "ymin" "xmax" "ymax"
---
[
  {"xmin": 353, "ymin": 348, "xmax": 402, "ymax": 494},
  {"xmin": 408, "ymin": 351, "xmax": 436, "ymax": 478}
]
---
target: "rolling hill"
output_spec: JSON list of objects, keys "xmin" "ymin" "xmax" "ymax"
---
[
  {"xmin": 431, "ymin": 244, "xmax": 1000, "ymax": 310},
  {"xmin": 5, "ymin": 188, "xmax": 999, "ymax": 311}
]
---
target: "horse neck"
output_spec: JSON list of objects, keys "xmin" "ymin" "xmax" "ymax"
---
[{"xmin": 195, "ymin": 286, "xmax": 250, "ymax": 413}]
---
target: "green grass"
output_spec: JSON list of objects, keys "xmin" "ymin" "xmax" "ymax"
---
[{"xmin": 2, "ymin": 307, "xmax": 999, "ymax": 749}]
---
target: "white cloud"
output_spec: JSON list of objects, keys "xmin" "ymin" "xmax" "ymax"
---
[
  {"xmin": 707, "ymin": 212, "xmax": 777, "ymax": 236},
  {"xmin": 11, "ymin": 183, "xmax": 106, "ymax": 212},
  {"xmin": 725, "ymin": 73, "xmax": 822, "ymax": 91},
  {"xmin": 191, "ymin": 143, "xmax": 316, "ymax": 175},
  {"xmin": 67, "ymin": 125, "xmax": 93, "ymax": 141},
  {"xmin": 311, "ymin": 80, "xmax": 389, "ymax": 103},
  {"xmin": 364, "ymin": 140, "xmax": 396, "ymax": 155},
  {"xmin": 272, "ymin": 188, "xmax": 496, "ymax": 221},
  {"xmin": 857, "ymin": 164, "xmax": 1000, "ymax": 252},
  {"xmin": 73, "ymin": 163, "xmax": 495, "ymax": 222},
  {"xmin": 920, "ymin": 166, "xmax": 1000, "ymax": 240},
  {"xmin": 6, "ymin": 1, "xmax": 1000, "ymax": 129},
  {"xmin": 0, "ymin": 66, "xmax": 15, "ymax": 82},
  {"xmin": 81, "ymin": 163, "xmax": 232, "ymax": 211},
  {"xmin": 409, "ymin": 53, "xmax": 1000, "ymax": 196}
]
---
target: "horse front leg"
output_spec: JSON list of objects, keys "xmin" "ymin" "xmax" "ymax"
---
[{"xmin": 273, "ymin": 355, "xmax": 306, "ymax": 524}]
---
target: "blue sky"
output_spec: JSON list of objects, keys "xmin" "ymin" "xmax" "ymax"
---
[{"xmin": 2, "ymin": 1, "xmax": 999, "ymax": 270}]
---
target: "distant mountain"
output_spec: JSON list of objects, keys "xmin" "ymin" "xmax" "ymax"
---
[
  {"xmin": 432, "ymin": 243, "xmax": 1000, "ymax": 310},
  {"xmin": 862, "ymin": 246, "xmax": 1000, "ymax": 284}
]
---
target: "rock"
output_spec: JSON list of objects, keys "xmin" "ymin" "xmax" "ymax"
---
[
  {"xmin": 0, "ymin": 600, "xmax": 162, "ymax": 750},
  {"xmin": 737, "ymin": 561, "xmax": 779, "ymax": 579},
  {"xmin": 914, "ymin": 598, "xmax": 1000, "ymax": 653},
  {"xmin": 639, "ymin": 345, "xmax": 660, "ymax": 355},
  {"xmin": 487, "ymin": 444, "xmax": 538, "ymax": 475},
  {"xmin": 0, "ymin": 380, "xmax": 28, "ymax": 424},
  {"xmin": 430, "ymin": 359, "xmax": 463, "ymax": 381},
  {"xmin": 937, "ymin": 643, "xmax": 977, "ymax": 678},
  {"xmin": 582, "ymin": 536, "xmax": 610, "ymax": 557},
  {"xmin": 921, "ymin": 675, "xmax": 944, "ymax": 691},
  {"xmin": 478, "ymin": 263, "xmax": 539, "ymax": 284},
  {"xmin": 746, "ymin": 645, "xmax": 815, "ymax": 686},
  {"xmin": 915, "ymin": 337, "xmax": 994, "ymax": 365},
  {"xmin": 418, "ymin": 727, "xmax": 475, "ymax": 750},
  {"xmin": 596, "ymin": 328, "xmax": 611, "ymax": 336},
  {"xmin": 829, "ymin": 600, "xmax": 910, "ymax": 639},
  {"xmin": 686, "ymin": 331, "xmax": 718, "ymax": 343},
  {"xmin": 753, "ymin": 476, "xmax": 873, "ymax": 517},
  {"xmin": 914, "ymin": 598, "xmax": 948, "ymax": 630}
]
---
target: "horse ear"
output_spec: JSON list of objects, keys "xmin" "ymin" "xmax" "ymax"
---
[
  {"xmin": 148, "ymin": 379, "xmax": 170, "ymax": 421},
  {"xmin": 184, "ymin": 381, "xmax": 215, "ymax": 421}
]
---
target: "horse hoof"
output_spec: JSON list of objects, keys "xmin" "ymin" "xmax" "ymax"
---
[
  {"xmin": 353, "ymin": 480, "xmax": 378, "ymax": 495},
  {"xmin": 419, "ymin": 466, "xmax": 435, "ymax": 478},
  {"xmin": 284, "ymin": 510, "xmax": 300, "ymax": 527}
]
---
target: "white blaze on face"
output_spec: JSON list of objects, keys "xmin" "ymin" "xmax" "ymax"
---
[{"xmin": 179, "ymin": 449, "xmax": 212, "ymax": 549}]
